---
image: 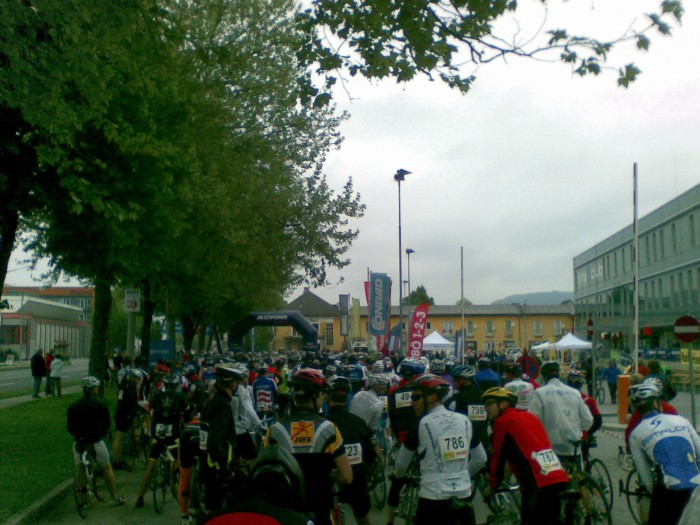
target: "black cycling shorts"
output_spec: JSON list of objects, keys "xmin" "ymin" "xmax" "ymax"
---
[
  {"xmin": 148, "ymin": 437, "xmax": 177, "ymax": 460},
  {"xmin": 114, "ymin": 403, "xmax": 136, "ymax": 432},
  {"xmin": 339, "ymin": 469, "xmax": 371, "ymax": 519}
]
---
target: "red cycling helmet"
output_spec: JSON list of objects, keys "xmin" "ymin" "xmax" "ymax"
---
[
  {"xmin": 413, "ymin": 374, "xmax": 451, "ymax": 399},
  {"xmin": 291, "ymin": 368, "xmax": 329, "ymax": 395}
]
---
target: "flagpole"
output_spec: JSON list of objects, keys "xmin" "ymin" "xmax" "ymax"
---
[
  {"xmin": 461, "ymin": 246, "xmax": 465, "ymax": 365},
  {"xmin": 633, "ymin": 163, "xmax": 640, "ymax": 374}
]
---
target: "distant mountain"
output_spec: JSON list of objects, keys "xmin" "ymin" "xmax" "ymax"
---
[{"xmin": 491, "ymin": 291, "xmax": 573, "ymax": 305}]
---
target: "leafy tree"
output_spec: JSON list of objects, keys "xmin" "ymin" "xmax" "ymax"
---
[
  {"xmin": 455, "ymin": 298, "xmax": 473, "ymax": 307},
  {"xmin": 296, "ymin": 0, "xmax": 685, "ymax": 92},
  {"xmin": 409, "ymin": 285, "xmax": 435, "ymax": 306}
]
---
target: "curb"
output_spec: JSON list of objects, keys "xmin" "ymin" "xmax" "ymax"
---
[{"xmin": 4, "ymin": 478, "xmax": 73, "ymax": 525}]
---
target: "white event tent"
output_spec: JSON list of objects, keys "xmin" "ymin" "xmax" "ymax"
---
[
  {"xmin": 553, "ymin": 333, "xmax": 592, "ymax": 350},
  {"xmin": 422, "ymin": 331, "xmax": 454, "ymax": 355}
]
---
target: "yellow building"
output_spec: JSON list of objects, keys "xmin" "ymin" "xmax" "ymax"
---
[{"xmin": 275, "ymin": 289, "xmax": 575, "ymax": 354}]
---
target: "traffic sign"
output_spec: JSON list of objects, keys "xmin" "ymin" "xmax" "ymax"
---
[
  {"xmin": 674, "ymin": 316, "xmax": 700, "ymax": 343},
  {"xmin": 124, "ymin": 288, "xmax": 141, "ymax": 312}
]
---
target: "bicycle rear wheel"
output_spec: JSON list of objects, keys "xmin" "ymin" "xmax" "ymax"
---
[
  {"xmin": 587, "ymin": 458, "xmax": 613, "ymax": 510},
  {"xmin": 74, "ymin": 466, "xmax": 89, "ymax": 519},
  {"xmin": 579, "ymin": 474, "xmax": 612, "ymax": 525},
  {"xmin": 369, "ymin": 457, "xmax": 387, "ymax": 508},
  {"xmin": 170, "ymin": 465, "xmax": 180, "ymax": 500},
  {"xmin": 625, "ymin": 469, "xmax": 647, "ymax": 525},
  {"xmin": 595, "ymin": 386, "xmax": 605, "ymax": 405},
  {"xmin": 152, "ymin": 456, "xmax": 167, "ymax": 513},
  {"xmin": 396, "ymin": 479, "xmax": 419, "ymax": 525}
]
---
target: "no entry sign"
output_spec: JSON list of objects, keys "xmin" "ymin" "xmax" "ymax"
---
[{"xmin": 674, "ymin": 316, "xmax": 700, "ymax": 343}]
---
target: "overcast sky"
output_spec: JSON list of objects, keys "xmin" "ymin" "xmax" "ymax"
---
[{"xmin": 7, "ymin": 1, "xmax": 700, "ymax": 309}]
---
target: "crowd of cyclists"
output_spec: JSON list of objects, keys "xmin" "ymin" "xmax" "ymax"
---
[{"xmin": 66, "ymin": 347, "xmax": 700, "ymax": 525}]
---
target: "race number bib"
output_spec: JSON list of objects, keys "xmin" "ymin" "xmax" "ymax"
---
[
  {"xmin": 440, "ymin": 433, "xmax": 468, "ymax": 461},
  {"xmin": 379, "ymin": 396, "xmax": 389, "ymax": 411},
  {"xmin": 468, "ymin": 405, "xmax": 487, "ymax": 421},
  {"xmin": 346, "ymin": 442, "xmax": 363, "ymax": 465},
  {"xmin": 533, "ymin": 449, "xmax": 562, "ymax": 475},
  {"xmin": 156, "ymin": 423, "xmax": 173, "ymax": 437},
  {"xmin": 396, "ymin": 391, "xmax": 412, "ymax": 409},
  {"xmin": 199, "ymin": 429, "xmax": 208, "ymax": 451},
  {"xmin": 257, "ymin": 401, "xmax": 270, "ymax": 412}
]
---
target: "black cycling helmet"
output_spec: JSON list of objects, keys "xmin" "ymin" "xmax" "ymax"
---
[
  {"xmin": 252, "ymin": 443, "xmax": 305, "ymax": 509},
  {"xmin": 215, "ymin": 363, "xmax": 243, "ymax": 384},
  {"xmin": 329, "ymin": 376, "xmax": 352, "ymax": 395},
  {"xmin": 541, "ymin": 361, "xmax": 560, "ymax": 378},
  {"xmin": 163, "ymin": 373, "xmax": 180, "ymax": 390}
]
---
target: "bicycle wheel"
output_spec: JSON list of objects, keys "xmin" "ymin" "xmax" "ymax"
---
[
  {"xmin": 190, "ymin": 462, "xmax": 205, "ymax": 521},
  {"xmin": 370, "ymin": 457, "xmax": 387, "ymax": 508},
  {"xmin": 74, "ymin": 465, "xmax": 89, "ymax": 519},
  {"xmin": 491, "ymin": 513, "xmax": 520, "ymax": 525},
  {"xmin": 152, "ymin": 456, "xmax": 167, "ymax": 513},
  {"xmin": 578, "ymin": 473, "xmax": 612, "ymax": 525},
  {"xmin": 91, "ymin": 466, "xmax": 103, "ymax": 502},
  {"xmin": 587, "ymin": 459, "xmax": 613, "ymax": 510},
  {"xmin": 625, "ymin": 469, "xmax": 647, "ymax": 525},
  {"xmin": 170, "ymin": 465, "xmax": 180, "ymax": 500},
  {"xmin": 595, "ymin": 386, "xmax": 605, "ymax": 405},
  {"xmin": 331, "ymin": 502, "xmax": 345, "ymax": 525},
  {"xmin": 397, "ymin": 479, "xmax": 419, "ymax": 525}
]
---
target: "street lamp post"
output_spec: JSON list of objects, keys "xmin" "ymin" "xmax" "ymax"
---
[
  {"xmin": 394, "ymin": 169, "xmax": 411, "ymax": 354},
  {"xmin": 406, "ymin": 248, "xmax": 415, "ymax": 342}
]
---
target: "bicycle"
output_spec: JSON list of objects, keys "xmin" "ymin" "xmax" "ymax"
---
[
  {"xmin": 583, "ymin": 438, "xmax": 613, "ymax": 510},
  {"xmin": 559, "ymin": 442, "xmax": 613, "ymax": 525},
  {"xmin": 618, "ymin": 468, "xmax": 650, "ymax": 525},
  {"xmin": 617, "ymin": 445, "xmax": 635, "ymax": 471},
  {"xmin": 74, "ymin": 443, "xmax": 104, "ymax": 519},
  {"xmin": 367, "ymin": 454, "xmax": 387, "ymax": 508},
  {"xmin": 485, "ymin": 483, "xmax": 521, "ymax": 525},
  {"xmin": 152, "ymin": 439, "xmax": 179, "ymax": 514},
  {"xmin": 123, "ymin": 409, "xmax": 150, "ymax": 467},
  {"xmin": 331, "ymin": 483, "xmax": 346, "ymax": 525},
  {"xmin": 594, "ymin": 383, "xmax": 606, "ymax": 405},
  {"xmin": 395, "ymin": 456, "xmax": 420, "ymax": 525}
]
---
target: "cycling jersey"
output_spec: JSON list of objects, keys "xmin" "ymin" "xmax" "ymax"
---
[
  {"xmin": 528, "ymin": 378, "xmax": 593, "ymax": 457},
  {"xmin": 252, "ymin": 375, "xmax": 278, "ymax": 415},
  {"xmin": 625, "ymin": 400, "xmax": 678, "ymax": 452},
  {"xmin": 201, "ymin": 389, "xmax": 237, "ymax": 472},
  {"xmin": 490, "ymin": 406, "xmax": 569, "ymax": 494},
  {"xmin": 447, "ymin": 383, "xmax": 488, "ymax": 448},
  {"xmin": 67, "ymin": 394, "xmax": 111, "ymax": 444},
  {"xmin": 349, "ymin": 389, "xmax": 384, "ymax": 432},
  {"xmin": 503, "ymin": 378, "xmax": 535, "ymax": 411},
  {"xmin": 231, "ymin": 384, "xmax": 261, "ymax": 436},
  {"xmin": 150, "ymin": 388, "xmax": 187, "ymax": 440},
  {"xmin": 629, "ymin": 412, "xmax": 700, "ymax": 493},
  {"xmin": 388, "ymin": 380, "xmax": 419, "ymax": 443},
  {"xmin": 417, "ymin": 405, "xmax": 473, "ymax": 500},
  {"xmin": 265, "ymin": 407, "xmax": 346, "ymax": 525}
]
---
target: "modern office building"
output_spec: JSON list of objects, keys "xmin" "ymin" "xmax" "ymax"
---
[{"xmin": 573, "ymin": 183, "xmax": 700, "ymax": 354}]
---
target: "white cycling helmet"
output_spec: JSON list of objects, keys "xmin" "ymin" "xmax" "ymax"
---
[
  {"xmin": 81, "ymin": 376, "xmax": 101, "ymax": 390},
  {"xmin": 629, "ymin": 382, "xmax": 660, "ymax": 403},
  {"xmin": 368, "ymin": 374, "xmax": 390, "ymax": 390}
]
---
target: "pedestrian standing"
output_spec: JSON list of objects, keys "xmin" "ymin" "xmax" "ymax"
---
[
  {"xmin": 45, "ymin": 349, "xmax": 55, "ymax": 396},
  {"xmin": 603, "ymin": 360, "xmax": 621, "ymax": 403},
  {"xmin": 30, "ymin": 349, "xmax": 47, "ymax": 398},
  {"xmin": 50, "ymin": 353, "xmax": 64, "ymax": 398}
]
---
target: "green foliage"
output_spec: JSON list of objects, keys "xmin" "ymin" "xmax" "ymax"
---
[
  {"xmin": 455, "ymin": 298, "xmax": 473, "ymax": 307},
  {"xmin": 297, "ymin": 0, "xmax": 685, "ymax": 90},
  {"xmin": 409, "ymin": 285, "xmax": 435, "ymax": 306}
]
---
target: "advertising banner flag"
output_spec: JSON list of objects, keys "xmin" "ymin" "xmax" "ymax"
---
[
  {"xmin": 369, "ymin": 273, "xmax": 391, "ymax": 337},
  {"xmin": 384, "ymin": 324, "xmax": 402, "ymax": 356},
  {"xmin": 408, "ymin": 303, "xmax": 430, "ymax": 358}
]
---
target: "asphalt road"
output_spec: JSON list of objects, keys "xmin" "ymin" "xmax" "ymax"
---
[
  {"xmin": 0, "ymin": 358, "xmax": 89, "ymax": 394},
  {"xmin": 35, "ymin": 420, "xmax": 641, "ymax": 525}
]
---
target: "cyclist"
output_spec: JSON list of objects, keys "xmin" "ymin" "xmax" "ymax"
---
[
  {"xmin": 326, "ymin": 376, "xmax": 376, "ymax": 525},
  {"xmin": 475, "ymin": 357, "xmax": 501, "ymax": 391},
  {"xmin": 112, "ymin": 365, "xmax": 141, "ymax": 470},
  {"xmin": 135, "ymin": 372, "xmax": 188, "ymax": 508},
  {"xmin": 265, "ymin": 368, "xmax": 352, "ymax": 525},
  {"xmin": 625, "ymin": 376, "xmax": 679, "ymax": 452},
  {"xmin": 528, "ymin": 361, "xmax": 593, "ymax": 460},
  {"xmin": 409, "ymin": 374, "xmax": 475, "ymax": 525},
  {"xmin": 628, "ymin": 381, "xmax": 700, "ymax": 525},
  {"xmin": 350, "ymin": 373, "xmax": 389, "ymax": 434},
  {"xmin": 566, "ymin": 369, "xmax": 602, "ymax": 464},
  {"xmin": 482, "ymin": 387, "xmax": 569, "ymax": 525},
  {"xmin": 275, "ymin": 357, "xmax": 292, "ymax": 418},
  {"xmin": 386, "ymin": 358, "xmax": 425, "ymax": 525},
  {"xmin": 231, "ymin": 362, "xmax": 261, "ymax": 468},
  {"xmin": 199, "ymin": 363, "xmax": 244, "ymax": 513},
  {"xmin": 67, "ymin": 376, "xmax": 125, "ymax": 505},
  {"xmin": 503, "ymin": 363, "xmax": 536, "ymax": 411},
  {"xmin": 252, "ymin": 364, "xmax": 278, "ymax": 419}
]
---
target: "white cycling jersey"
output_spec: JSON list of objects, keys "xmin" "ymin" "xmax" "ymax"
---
[
  {"xmin": 417, "ymin": 405, "xmax": 473, "ymax": 500},
  {"xmin": 349, "ymin": 389, "xmax": 384, "ymax": 432},
  {"xmin": 231, "ymin": 384, "xmax": 261, "ymax": 435},
  {"xmin": 528, "ymin": 378, "xmax": 593, "ymax": 457},
  {"xmin": 504, "ymin": 378, "xmax": 535, "ymax": 411},
  {"xmin": 629, "ymin": 412, "xmax": 700, "ymax": 493}
]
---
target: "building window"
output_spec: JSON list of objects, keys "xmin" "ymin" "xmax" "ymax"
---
[
  {"xmin": 534, "ymin": 320, "xmax": 543, "ymax": 337},
  {"xmin": 0, "ymin": 326, "xmax": 20, "ymax": 345},
  {"xmin": 671, "ymin": 223, "xmax": 677, "ymax": 255},
  {"xmin": 486, "ymin": 320, "xmax": 495, "ymax": 337},
  {"xmin": 325, "ymin": 323, "xmax": 334, "ymax": 346},
  {"xmin": 426, "ymin": 322, "xmax": 431, "ymax": 330},
  {"xmin": 505, "ymin": 320, "xmax": 515, "ymax": 338},
  {"xmin": 670, "ymin": 275, "xmax": 675, "ymax": 307},
  {"xmin": 652, "ymin": 232, "xmax": 657, "ymax": 262},
  {"xmin": 443, "ymin": 321, "xmax": 454, "ymax": 335},
  {"xmin": 690, "ymin": 215, "xmax": 696, "ymax": 247},
  {"xmin": 467, "ymin": 321, "xmax": 475, "ymax": 336},
  {"xmin": 678, "ymin": 272, "xmax": 684, "ymax": 305},
  {"xmin": 659, "ymin": 228, "xmax": 665, "ymax": 259},
  {"xmin": 486, "ymin": 341, "xmax": 495, "ymax": 351},
  {"xmin": 554, "ymin": 320, "xmax": 564, "ymax": 336},
  {"xmin": 614, "ymin": 251, "xmax": 619, "ymax": 276},
  {"xmin": 645, "ymin": 236, "xmax": 650, "ymax": 265}
]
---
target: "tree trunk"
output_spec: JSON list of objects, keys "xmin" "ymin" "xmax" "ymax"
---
[
  {"xmin": 182, "ymin": 314, "xmax": 195, "ymax": 352},
  {"xmin": 0, "ymin": 208, "xmax": 19, "ymax": 291},
  {"xmin": 90, "ymin": 274, "xmax": 112, "ymax": 393},
  {"xmin": 140, "ymin": 277, "xmax": 154, "ymax": 362}
]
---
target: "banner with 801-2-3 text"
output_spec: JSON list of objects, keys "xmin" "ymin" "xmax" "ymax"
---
[{"xmin": 408, "ymin": 303, "xmax": 430, "ymax": 358}]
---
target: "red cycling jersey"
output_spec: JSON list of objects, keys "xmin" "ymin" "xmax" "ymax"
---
[{"xmin": 490, "ymin": 407, "xmax": 569, "ymax": 494}]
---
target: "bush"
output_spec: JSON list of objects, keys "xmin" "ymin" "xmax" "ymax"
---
[{"xmin": 0, "ymin": 348, "xmax": 19, "ymax": 362}]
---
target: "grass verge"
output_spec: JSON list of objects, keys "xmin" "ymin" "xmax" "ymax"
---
[
  {"xmin": 0, "ymin": 379, "xmax": 81, "ymax": 401},
  {"xmin": 0, "ymin": 388, "xmax": 117, "ymax": 523}
]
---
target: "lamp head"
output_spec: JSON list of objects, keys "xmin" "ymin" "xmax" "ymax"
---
[
  {"xmin": 394, "ymin": 169, "xmax": 411, "ymax": 181},
  {"xmin": 406, "ymin": 248, "xmax": 415, "ymax": 255}
]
